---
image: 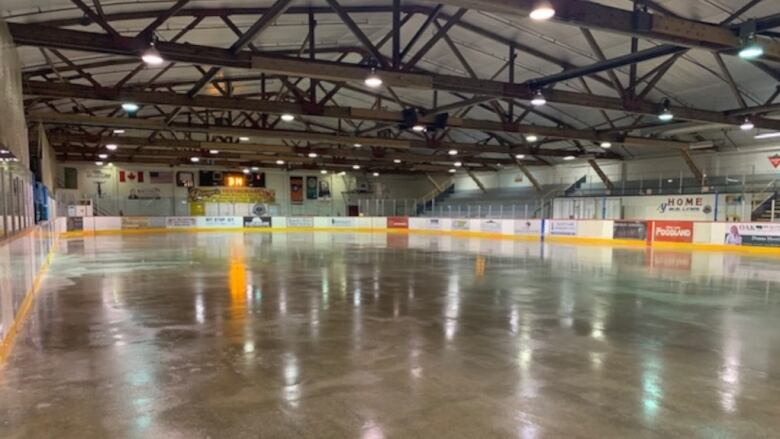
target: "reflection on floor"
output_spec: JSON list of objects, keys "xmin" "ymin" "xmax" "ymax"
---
[{"xmin": 1, "ymin": 232, "xmax": 779, "ymax": 438}]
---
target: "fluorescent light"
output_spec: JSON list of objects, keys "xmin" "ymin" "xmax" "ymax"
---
[
  {"xmin": 412, "ymin": 124, "xmax": 426, "ymax": 132},
  {"xmin": 530, "ymin": 1, "xmax": 555, "ymax": 20},
  {"xmin": 352, "ymin": 164, "xmax": 361, "ymax": 170},
  {"xmin": 106, "ymin": 144, "xmax": 118, "ymax": 151},
  {"xmin": 190, "ymin": 157, "xmax": 200, "ymax": 163},
  {"xmin": 121, "ymin": 102, "xmax": 139, "ymax": 112},
  {"xmin": 755, "ymin": 131, "xmax": 780, "ymax": 140},
  {"xmin": 563, "ymin": 155, "xmax": 575, "ymax": 161},
  {"xmin": 364, "ymin": 68, "xmax": 382, "ymax": 88},
  {"xmin": 530, "ymin": 89, "xmax": 546, "ymax": 106},
  {"xmin": 525, "ymin": 134, "xmax": 538, "ymax": 142},
  {"xmin": 141, "ymin": 43, "xmax": 164, "ymax": 66},
  {"xmin": 448, "ymin": 149, "xmax": 458, "ymax": 156},
  {"xmin": 98, "ymin": 153, "xmax": 108, "ymax": 159},
  {"xmin": 515, "ymin": 154, "xmax": 525, "ymax": 159},
  {"xmin": 113, "ymin": 129, "xmax": 125, "ymax": 134},
  {"xmin": 209, "ymin": 149, "xmax": 219, "ymax": 154},
  {"xmin": 740, "ymin": 118, "xmax": 754, "ymax": 131},
  {"xmin": 280, "ymin": 114, "xmax": 295, "ymax": 122},
  {"xmin": 600, "ymin": 142, "xmax": 612, "ymax": 148},
  {"xmin": 308, "ymin": 152, "xmax": 318, "ymax": 158},
  {"xmin": 276, "ymin": 160, "xmax": 285, "ymax": 165},
  {"xmin": 239, "ymin": 136, "xmax": 250, "ymax": 141}
]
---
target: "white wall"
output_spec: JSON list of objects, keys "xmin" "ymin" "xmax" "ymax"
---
[{"xmin": 0, "ymin": 19, "xmax": 29, "ymax": 167}]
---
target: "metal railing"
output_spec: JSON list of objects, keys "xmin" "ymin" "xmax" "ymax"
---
[{"xmin": 0, "ymin": 161, "xmax": 35, "ymax": 240}]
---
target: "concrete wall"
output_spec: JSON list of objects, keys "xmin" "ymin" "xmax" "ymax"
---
[
  {"xmin": 38, "ymin": 125, "xmax": 58, "ymax": 191},
  {"xmin": 0, "ymin": 19, "xmax": 28, "ymax": 167}
]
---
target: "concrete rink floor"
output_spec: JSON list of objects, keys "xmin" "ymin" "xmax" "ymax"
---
[{"xmin": 1, "ymin": 232, "xmax": 780, "ymax": 438}]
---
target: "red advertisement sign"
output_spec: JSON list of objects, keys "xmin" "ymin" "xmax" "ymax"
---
[
  {"xmin": 652, "ymin": 220, "xmax": 693, "ymax": 243},
  {"xmin": 387, "ymin": 217, "xmax": 409, "ymax": 229}
]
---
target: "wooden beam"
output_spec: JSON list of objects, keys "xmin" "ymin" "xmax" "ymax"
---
[
  {"xmin": 426, "ymin": 173, "xmax": 445, "ymax": 192},
  {"xmin": 516, "ymin": 163, "xmax": 542, "ymax": 193},
  {"xmin": 466, "ymin": 169, "xmax": 487, "ymax": 193},
  {"xmin": 11, "ymin": 23, "xmax": 780, "ymax": 130},
  {"xmin": 680, "ymin": 149, "xmax": 705, "ymax": 185},
  {"xmin": 587, "ymin": 159, "xmax": 614, "ymax": 191}
]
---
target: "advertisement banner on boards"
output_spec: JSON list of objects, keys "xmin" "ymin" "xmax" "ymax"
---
[
  {"xmin": 613, "ymin": 220, "xmax": 648, "ymax": 240},
  {"xmin": 330, "ymin": 218, "xmax": 355, "ymax": 228},
  {"xmin": 480, "ymin": 219, "xmax": 502, "ymax": 233},
  {"xmin": 121, "ymin": 217, "xmax": 166, "ymax": 230},
  {"xmin": 452, "ymin": 219, "xmax": 470, "ymax": 231},
  {"xmin": 549, "ymin": 220, "xmax": 577, "ymax": 236},
  {"xmin": 724, "ymin": 223, "xmax": 780, "ymax": 247},
  {"xmin": 656, "ymin": 195, "xmax": 713, "ymax": 216},
  {"xmin": 514, "ymin": 219, "xmax": 541, "ymax": 235},
  {"xmin": 287, "ymin": 217, "xmax": 314, "ymax": 228},
  {"xmin": 66, "ymin": 217, "xmax": 83, "ymax": 232},
  {"xmin": 243, "ymin": 216, "xmax": 272, "ymax": 228},
  {"xmin": 166, "ymin": 217, "xmax": 197, "ymax": 228},
  {"xmin": 197, "ymin": 217, "xmax": 243, "ymax": 228},
  {"xmin": 427, "ymin": 218, "xmax": 441, "ymax": 230},
  {"xmin": 652, "ymin": 221, "xmax": 693, "ymax": 243},
  {"xmin": 387, "ymin": 217, "xmax": 409, "ymax": 228}
]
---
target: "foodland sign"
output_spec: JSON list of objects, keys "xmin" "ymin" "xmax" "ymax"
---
[
  {"xmin": 657, "ymin": 196, "xmax": 712, "ymax": 215},
  {"xmin": 652, "ymin": 221, "xmax": 693, "ymax": 243}
]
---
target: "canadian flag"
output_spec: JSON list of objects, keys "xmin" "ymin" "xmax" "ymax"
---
[{"xmin": 119, "ymin": 171, "xmax": 144, "ymax": 182}]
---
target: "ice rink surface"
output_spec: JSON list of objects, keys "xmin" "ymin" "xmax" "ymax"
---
[{"xmin": 1, "ymin": 231, "xmax": 779, "ymax": 438}]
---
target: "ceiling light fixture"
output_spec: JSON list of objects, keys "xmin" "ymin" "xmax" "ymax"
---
[
  {"xmin": 515, "ymin": 154, "xmax": 526, "ymax": 159},
  {"xmin": 448, "ymin": 168, "xmax": 456, "ymax": 173},
  {"xmin": 280, "ymin": 113, "xmax": 295, "ymax": 122},
  {"xmin": 239, "ymin": 136, "xmax": 250, "ymax": 141},
  {"xmin": 393, "ymin": 159, "xmax": 401, "ymax": 164},
  {"xmin": 738, "ymin": 34, "xmax": 763, "ymax": 60},
  {"xmin": 364, "ymin": 68, "xmax": 383, "ymax": 88},
  {"xmin": 448, "ymin": 149, "xmax": 458, "ymax": 156},
  {"xmin": 525, "ymin": 134, "xmax": 538, "ymax": 142},
  {"xmin": 190, "ymin": 157, "xmax": 200, "ymax": 163},
  {"xmin": 658, "ymin": 99, "xmax": 674, "ymax": 122},
  {"xmin": 372, "ymin": 172, "xmax": 380, "ymax": 177},
  {"xmin": 251, "ymin": 166, "xmax": 260, "ymax": 171},
  {"xmin": 98, "ymin": 153, "xmax": 108, "ymax": 159},
  {"xmin": 321, "ymin": 169, "xmax": 328, "ymax": 174},
  {"xmin": 276, "ymin": 160, "xmax": 285, "ymax": 165},
  {"xmin": 740, "ymin": 117, "xmax": 755, "ymax": 131},
  {"xmin": 113, "ymin": 129, "xmax": 125, "ymax": 134},
  {"xmin": 563, "ymin": 155, "xmax": 575, "ymax": 161},
  {"xmin": 308, "ymin": 152, "xmax": 318, "ymax": 158},
  {"xmin": 352, "ymin": 164, "xmax": 361, "ymax": 170},
  {"xmin": 141, "ymin": 42, "xmax": 164, "ymax": 66},
  {"xmin": 121, "ymin": 102, "xmax": 139, "ymax": 113},
  {"xmin": 106, "ymin": 144, "xmax": 118, "ymax": 151},
  {"xmin": 454, "ymin": 161, "xmax": 462, "ymax": 167},
  {"xmin": 210, "ymin": 149, "xmax": 219, "ymax": 154},
  {"xmin": 600, "ymin": 141, "xmax": 612, "ymax": 148},
  {"xmin": 95, "ymin": 161, "xmax": 104, "ymax": 166},
  {"xmin": 353, "ymin": 143, "xmax": 362, "ymax": 148},
  {"xmin": 412, "ymin": 124, "xmax": 426, "ymax": 132},
  {"xmin": 243, "ymin": 168, "xmax": 250, "ymax": 174},
  {"xmin": 529, "ymin": 1, "xmax": 556, "ymax": 21},
  {"xmin": 530, "ymin": 89, "xmax": 546, "ymax": 106},
  {"xmin": 755, "ymin": 131, "xmax": 780, "ymax": 140}
]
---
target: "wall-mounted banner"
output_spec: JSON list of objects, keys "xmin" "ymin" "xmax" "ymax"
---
[
  {"xmin": 514, "ymin": 219, "xmax": 541, "ymax": 235},
  {"xmin": 306, "ymin": 176, "xmax": 318, "ymax": 200},
  {"xmin": 243, "ymin": 216, "xmax": 272, "ymax": 228},
  {"xmin": 614, "ymin": 220, "xmax": 648, "ymax": 240},
  {"xmin": 549, "ymin": 220, "xmax": 577, "ymax": 236},
  {"xmin": 724, "ymin": 223, "xmax": 780, "ymax": 247},
  {"xmin": 387, "ymin": 217, "xmax": 409, "ymax": 229},
  {"xmin": 166, "ymin": 217, "xmax": 197, "ymax": 228},
  {"xmin": 290, "ymin": 176, "xmax": 304, "ymax": 204},
  {"xmin": 769, "ymin": 154, "xmax": 780, "ymax": 169},
  {"xmin": 187, "ymin": 187, "xmax": 275, "ymax": 203},
  {"xmin": 428, "ymin": 218, "xmax": 441, "ymax": 229},
  {"xmin": 119, "ymin": 170, "xmax": 144, "ymax": 183},
  {"xmin": 149, "ymin": 171, "xmax": 173, "ymax": 185},
  {"xmin": 121, "ymin": 216, "xmax": 166, "ymax": 230},
  {"xmin": 480, "ymin": 219, "xmax": 502, "ymax": 233},
  {"xmin": 196, "ymin": 217, "xmax": 243, "ymax": 228},
  {"xmin": 128, "ymin": 187, "xmax": 161, "ymax": 200},
  {"xmin": 85, "ymin": 169, "xmax": 112, "ymax": 182},
  {"xmin": 319, "ymin": 179, "xmax": 331, "ymax": 199},
  {"xmin": 288, "ymin": 217, "xmax": 314, "ymax": 228},
  {"xmin": 657, "ymin": 196, "xmax": 712, "ymax": 216},
  {"xmin": 652, "ymin": 221, "xmax": 693, "ymax": 243},
  {"xmin": 331, "ymin": 218, "xmax": 355, "ymax": 227},
  {"xmin": 452, "ymin": 219, "xmax": 470, "ymax": 231},
  {"xmin": 66, "ymin": 217, "xmax": 83, "ymax": 232}
]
